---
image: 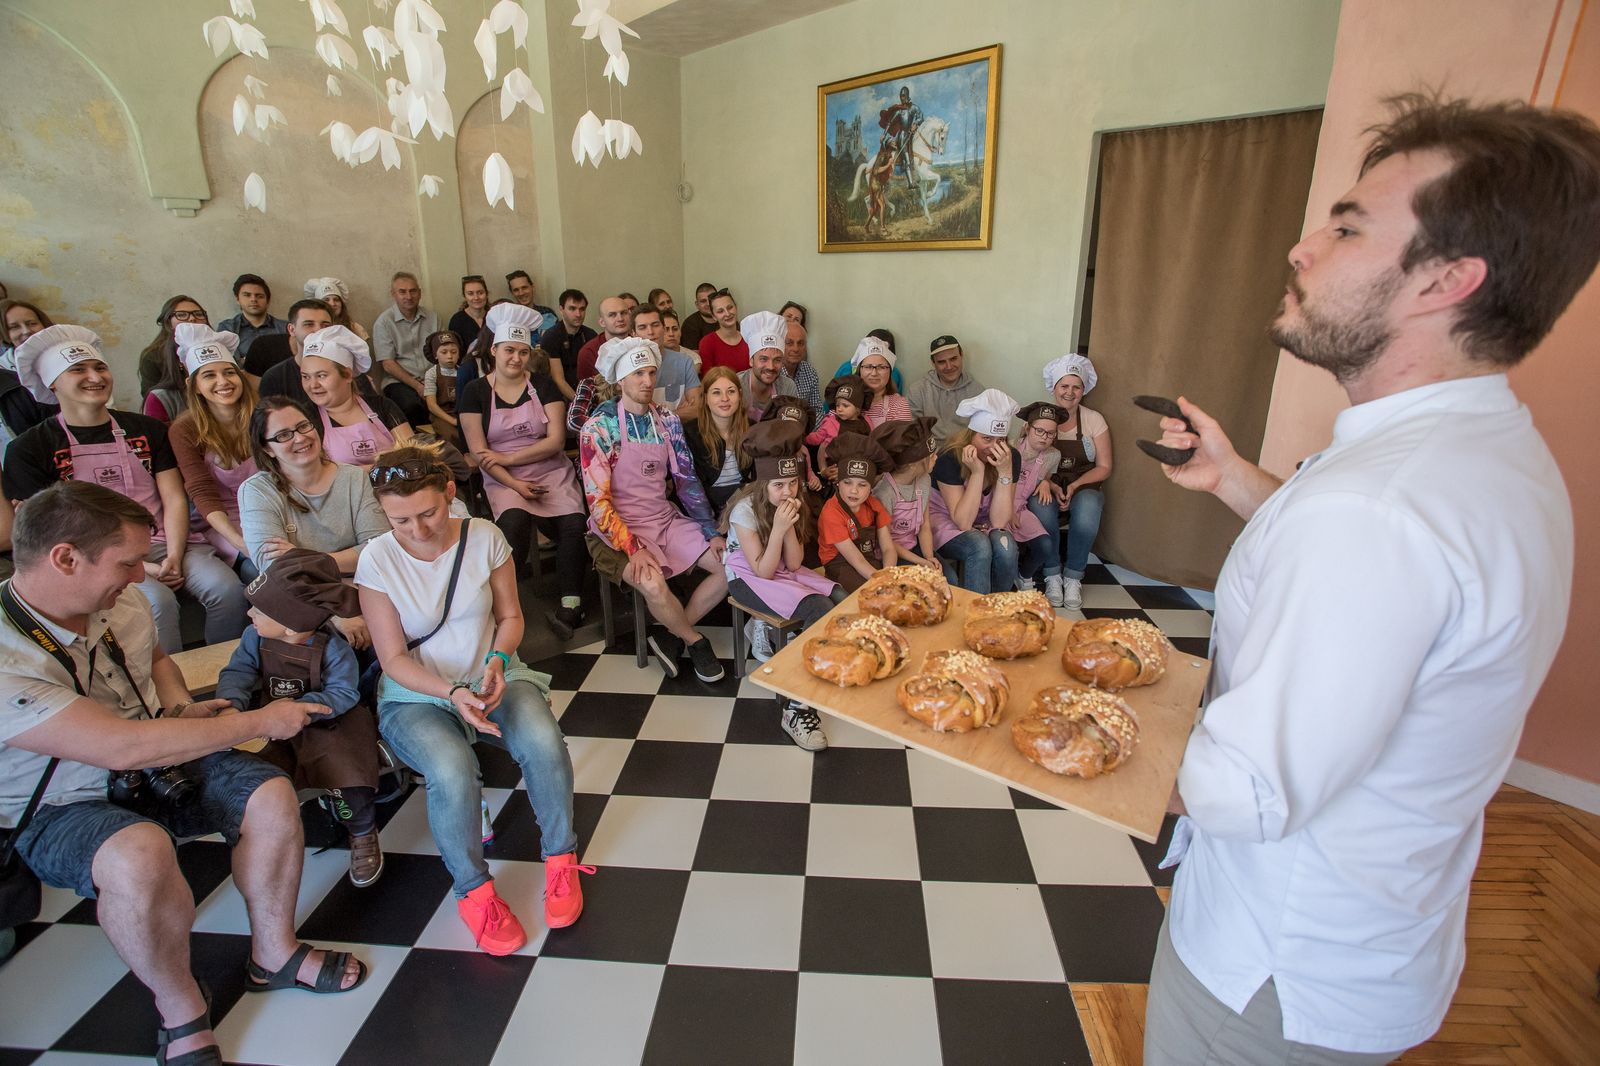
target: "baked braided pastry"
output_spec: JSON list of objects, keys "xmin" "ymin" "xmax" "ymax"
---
[
  {"xmin": 895, "ymin": 649, "xmax": 1010, "ymax": 733},
  {"xmin": 1012, "ymin": 686, "xmax": 1141, "ymax": 778},
  {"xmin": 802, "ymin": 613, "xmax": 913, "ymax": 687},
  {"xmin": 963, "ymin": 591, "xmax": 1056, "ymax": 659},
  {"xmin": 1060, "ymin": 618, "xmax": 1169, "ymax": 691},
  {"xmin": 858, "ymin": 565, "xmax": 952, "ymax": 627}
]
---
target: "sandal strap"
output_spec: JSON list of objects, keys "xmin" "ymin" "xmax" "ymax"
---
[
  {"xmin": 245, "ymin": 942, "xmax": 314, "ymax": 989},
  {"xmin": 313, "ymin": 950, "xmax": 354, "ymax": 992},
  {"xmin": 159, "ymin": 1011, "xmax": 212, "ymax": 1043}
]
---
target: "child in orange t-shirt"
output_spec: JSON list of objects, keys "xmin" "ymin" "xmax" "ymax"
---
[{"xmin": 817, "ymin": 432, "xmax": 896, "ymax": 592}]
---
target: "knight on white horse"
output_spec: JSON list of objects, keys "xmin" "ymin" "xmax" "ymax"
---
[{"xmin": 848, "ymin": 115, "xmax": 949, "ymax": 231}]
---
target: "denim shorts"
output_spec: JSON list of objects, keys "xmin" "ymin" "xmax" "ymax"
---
[{"xmin": 12, "ymin": 749, "xmax": 287, "ymax": 899}]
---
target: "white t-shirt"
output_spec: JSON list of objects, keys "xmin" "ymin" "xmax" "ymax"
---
[{"xmin": 354, "ymin": 517, "xmax": 510, "ymax": 686}]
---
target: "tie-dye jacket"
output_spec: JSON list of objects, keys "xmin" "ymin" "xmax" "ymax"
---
[{"xmin": 578, "ymin": 399, "xmax": 717, "ymax": 555}]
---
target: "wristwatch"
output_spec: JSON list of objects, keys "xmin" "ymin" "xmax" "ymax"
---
[{"xmin": 997, "ymin": 476, "xmax": 1014, "ymax": 485}]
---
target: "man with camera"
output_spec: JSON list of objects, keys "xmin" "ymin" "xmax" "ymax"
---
[{"xmin": 0, "ymin": 482, "xmax": 366, "ymax": 1064}]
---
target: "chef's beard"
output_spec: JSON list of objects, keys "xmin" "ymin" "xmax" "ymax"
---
[{"xmin": 1269, "ymin": 268, "xmax": 1404, "ymax": 384}]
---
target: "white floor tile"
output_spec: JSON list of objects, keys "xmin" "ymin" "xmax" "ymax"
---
[
  {"xmin": 582, "ymin": 654, "xmax": 671, "ymax": 694},
  {"xmin": 566, "ymin": 735, "xmax": 634, "ymax": 795},
  {"xmin": 1182, "ymin": 586, "xmax": 1217, "ymax": 611},
  {"xmin": 0, "ymin": 924, "xmax": 128, "ymax": 1048},
  {"xmin": 710, "ymin": 743, "xmax": 816, "ymax": 804},
  {"xmin": 805, "ymin": 803, "xmax": 920, "ymax": 880},
  {"xmin": 491, "ymin": 957, "xmax": 663, "ymax": 1066},
  {"xmin": 1143, "ymin": 608, "xmax": 1216, "ymax": 638},
  {"xmin": 571, "ymin": 639, "xmax": 608, "ymax": 655},
  {"xmin": 192, "ymin": 845, "xmax": 349, "ymax": 936},
  {"xmin": 1078, "ymin": 583, "xmax": 1139, "ymax": 608},
  {"xmin": 32, "ymin": 1055, "xmax": 148, "ymax": 1066},
  {"xmin": 413, "ymin": 858, "xmax": 550, "ymax": 955},
  {"xmin": 35, "ymin": 883, "xmax": 81, "ymax": 923},
  {"xmin": 582, "ymin": 795, "xmax": 708, "ymax": 870},
  {"xmin": 1016, "ymin": 808, "xmax": 1153, "ymax": 886},
  {"xmin": 1104, "ymin": 563, "xmax": 1166, "ymax": 586},
  {"xmin": 548, "ymin": 689, "xmax": 575, "ymax": 718},
  {"xmin": 697, "ymin": 624, "xmax": 736, "ymax": 661},
  {"xmin": 639, "ymin": 694, "xmax": 734, "ymax": 743},
  {"xmin": 215, "ymin": 941, "xmax": 410, "ymax": 1066},
  {"xmin": 793, "ymin": 973, "xmax": 942, "ymax": 1066},
  {"xmin": 906, "ymin": 749, "xmax": 1016, "ymax": 808},
  {"xmin": 815, "ymin": 713, "xmax": 905, "ymax": 749},
  {"xmin": 922, "ymin": 882, "xmax": 1065, "ymax": 982},
  {"xmin": 668, "ymin": 871, "xmax": 805, "ymax": 970},
  {"xmin": 374, "ymin": 787, "xmax": 515, "ymax": 859}
]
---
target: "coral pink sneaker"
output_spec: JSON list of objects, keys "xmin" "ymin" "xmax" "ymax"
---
[
  {"xmin": 457, "ymin": 881, "xmax": 527, "ymax": 955},
  {"xmin": 544, "ymin": 852, "xmax": 596, "ymax": 929}
]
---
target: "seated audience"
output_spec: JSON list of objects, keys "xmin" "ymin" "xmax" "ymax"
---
[
  {"xmin": 137, "ymin": 295, "xmax": 209, "ymax": 398},
  {"xmin": 927, "ymin": 389, "xmax": 1026, "ymax": 594},
  {"xmin": 697, "ymin": 288, "xmax": 749, "ymax": 372},
  {"xmin": 722, "ymin": 421, "xmax": 841, "ymax": 749},
  {"xmin": 7, "ymin": 324, "xmax": 248, "ymax": 651},
  {"xmin": 253, "ymin": 299, "xmax": 335, "ymax": 399},
  {"xmin": 807, "ymin": 374, "xmax": 870, "ymax": 471},
  {"xmin": 870, "ymin": 417, "xmax": 943, "ymax": 570},
  {"xmin": 0, "ymin": 482, "xmax": 366, "ymax": 1066},
  {"xmin": 648, "ymin": 288, "xmax": 675, "ymax": 315},
  {"xmin": 678, "ymin": 282, "xmax": 719, "ymax": 352},
  {"xmin": 1012, "ymin": 402, "xmax": 1068, "ymax": 606},
  {"xmin": 216, "ymin": 549, "xmax": 381, "ymax": 887},
  {"xmin": 357, "ymin": 445, "xmax": 589, "ymax": 954},
  {"xmin": 738, "ymin": 311, "xmax": 798, "ymax": 420},
  {"xmin": 421, "ymin": 330, "xmax": 464, "ymax": 446},
  {"xmin": 817, "ymin": 431, "xmax": 895, "ymax": 593},
  {"xmin": 0, "ymin": 299, "xmax": 59, "ymax": 441},
  {"xmin": 579, "ymin": 338, "xmax": 728, "ymax": 683},
  {"xmin": 143, "ymin": 341, "xmax": 190, "ymax": 423},
  {"xmin": 686, "ymin": 366, "xmax": 752, "ymax": 512},
  {"xmin": 1033, "ymin": 355, "xmax": 1111, "ymax": 610},
  {"xmin": 781, "ymin": 317, "xmax": 823, "ymax": 429},
  {"xmin": 851, "ymin": 335, "xmax": 913, "ymax": 427},
  {"xmin": 832, "ymin": 327, "xmax": 906, "ymax": 394},
  {"xmin": 574, "ymin": 295, "xmax": 633, "ymax": 383},
  {"xmin": 299, "ymin": 326, "xmax": 414, "ymax": 468},
  {"xmin": 168, "ymin": 324, "xmax": 261, "ymax": 577},
  {"xmin": 370, "ymin": 271, "xmax": 438, "ymax": 430},
  {"xmin": 908, "ymin": 335, "xmax": 984, "ymax": 447},
  {"xmin": 779, "ymin": 301, "xmax": 807, "ymax": 328},
  {"xmin": 449, "ymin": 274, "xmax": 489, "ymax": 353},
  {"xmin": 507, "ymin": 269, "xmax": 558, "ymax": 337},
  {"xmin": 537, "ymin": 288, "xmax": 594, "ymax": 400},
  {"xmin": 216, "ymin": 274, "xmax": 287, "ymax": 360},
  {"xmin": 656, "ymin": 309, "xmax": 702, "ymax": 417},
  {"xmin": 457, "ymin": 304, "xmax": 588, "ymax": 638},
  {"xmin": 306, "ymin": 277, "xmax": 368, "ymax": 343}
]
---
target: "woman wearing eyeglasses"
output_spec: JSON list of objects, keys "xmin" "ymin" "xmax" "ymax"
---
[
  {"xmin": 849, "ymin": 335, "xmax": 913, "ymax": 428},
  {"xmin": 237, "ymin": 396, "xmax": 390, "ymax": 649},
  {"xmin": 137, "ymin": 295, "xmax": 208, "ymax": 402},
  {"xmin": 355, "ymin": 444, "xmax": 589, "ymax": 955}
]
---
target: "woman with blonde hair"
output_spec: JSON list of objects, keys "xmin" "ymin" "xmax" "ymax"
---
[{"xmin": 686, "ymin": 366, "xmax": 753, "ymax": 511}]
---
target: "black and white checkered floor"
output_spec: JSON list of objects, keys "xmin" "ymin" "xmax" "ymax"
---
[{"xmin": 0, "ymin": 557, "xmax": 1212, "ymax": 1065}]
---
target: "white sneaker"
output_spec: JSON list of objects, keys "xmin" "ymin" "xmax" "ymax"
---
[
  {"xmin": 1015, "ymin": 576, "xmax": 1037, "ymax": 593},
  {"xmin": 781, "ymin": 702, "xmax": 828, "ymax": 751},
  {"xmin": 1062, "ymin": 578, "xmax": 1083, "ymax": 610},
  {"xmin": 745, "ymin": 618, "xmax": 775, "ymax": 663},
  {"xmin": 1044, "ymin": 574, "xmax": 1065, "ymax": 608}
]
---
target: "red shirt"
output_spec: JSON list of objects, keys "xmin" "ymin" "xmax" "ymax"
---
[
  {"xmin": 576, "ymin": 332, "xmax": 629, "ymax": 381},
  {"xmin": 698, "ymin": 332, "xmax": 750, "ymax": 373},
  {"xmin": 817, "ymin": 494, "xmax": 889, "ymax": 564}
]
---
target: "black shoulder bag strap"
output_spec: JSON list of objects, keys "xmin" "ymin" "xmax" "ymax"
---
[
  {"xmin": 405, "ymin": 519, "xmax": 472, "ymax": 652},
  {"xmin": 0, "ymin": 582, "xmax": 73, "ymax": 873}
]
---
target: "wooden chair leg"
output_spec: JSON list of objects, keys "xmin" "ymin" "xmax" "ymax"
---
[{"xmin": 632, "ymin": 584, "xmax": 649, "ymax": 668}]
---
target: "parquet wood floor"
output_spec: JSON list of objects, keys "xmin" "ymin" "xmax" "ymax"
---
[{"xmin": 1072, "ymin": 785, "xmax": 1600, "ymax": 1065}]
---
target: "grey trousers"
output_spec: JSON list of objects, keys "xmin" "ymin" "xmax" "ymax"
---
[{"xmin": 1144, "ymin": 913, "xmax": 1405, "ymax": 1066}]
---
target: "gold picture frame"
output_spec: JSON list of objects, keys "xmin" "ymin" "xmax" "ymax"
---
[{"xmin": 818, "ymin": 44, "xmax": 1001, "ymax": 252}]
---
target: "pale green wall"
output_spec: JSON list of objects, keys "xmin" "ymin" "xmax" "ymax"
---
[{"xmin": 679, "ymin": 0, "xmax": 1341, "ymax": 406}]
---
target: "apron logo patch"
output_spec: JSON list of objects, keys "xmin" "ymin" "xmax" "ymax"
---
[
  {"xmin": 95, "ymin": 467, "xmax": 125, "ymax": 488},
  {"xmin": 352, "ymin": 438, "xmax": 376, "ymax": 459},
  {"xmin": 641, "ymin": 459, "xmax": 660, "ymax": 477},
  {"xmin": 268, "ymin": 678, "xmax": 305, "ymax": 699},
  {"xmin": 509, "ymin": 421, "xmax": 535, "ymax": 438}
]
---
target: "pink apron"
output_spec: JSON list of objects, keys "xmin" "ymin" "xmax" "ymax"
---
[
  {"xmin": 199, "ymin": 452, "xmax": 258, "ymax": 563},
  {"xmin": 881, "ymin": 478, "xmax": 928, "ymax": 550},
  {"xmin": 596, "ymin": 407, "xmax": 712, "ymax": 578},
  {"xmin": 928, "ymin": 478, "xmax": 995, "ymax": 550},
  {"xmin": 725, "ymin": 527, "xmax": 838, "ymax": 616},
  {"xmin": 60, "ymin": 414, "xmax": 204, "ymax": 547},
  {"xmin": 1009, "ymin": 450, "xmax": 1051, "ymax": 542},
  {"xmin": 481, "ymin": 383, "xmax": 585, "ymax": 519},
  {"xmin": 319, "ymin": 397, "xmax": 394, "ymax": 468}
]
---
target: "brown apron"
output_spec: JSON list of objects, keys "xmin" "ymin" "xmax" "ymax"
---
[
  {"xmin": 255, "ymin": 634, "xmax": 380, "ymax": 791},
  {"xmin": 823, "ymin": 498, "xmax": 885, "ymax": 593},
  {"xmin": 430, "ymin": 370, "xmax": 462, "ymax": 447},
  {"xmin": 1051, "ymin": 419, "xmax": 1093, "ymax": 493}
]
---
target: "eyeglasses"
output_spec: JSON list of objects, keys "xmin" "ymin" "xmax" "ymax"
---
[
  {"xmin": 369, "ymin": 459, "xmax": 446, "ymax": 486},
  {"xmin": 264, "ymin": 421, "xmax": 317, "ymax": 445},
  {"xmin": 858, "ymin": 361, "xmax": 891, "ymax": 373},
  {"xmin": 170, "ymin": 309, "xmax": 208, "ymax": 322}
]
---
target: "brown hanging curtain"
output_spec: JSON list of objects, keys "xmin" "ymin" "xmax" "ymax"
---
[{"xmin": 1086, "ymin": 109, "xmax": 1322, "ymax": 589}]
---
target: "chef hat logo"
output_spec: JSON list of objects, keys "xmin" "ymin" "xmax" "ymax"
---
[
  {"xmin": 990, "ymin": 418, "xmax": 1008, "ymax": 434},
  {"xmin": 844, "ymin": 459, "xmax": 869, "ymax": 478},
  {"xmin": 630, "ymin": 349, "xmax": 651, "ymax": 368},
  {"xmin": 506, "ymin": 325, "xmax": 529, "ymax": 343},
  {"xmin": 61, "ymin": 345, "xmax": 93, "ymax": 362},
  {"xmin": 246, "ymin": 572, "xmax": 269, "ymax": 595},
  {"xmin": 925, "ymin": 437, "xmax": 937, "ymax": 453},
  {"xmin": 779, "ymin": 407, "xmax": 803, "ymax": 422},
  {"xmin": 194, "ymin": 345, "xmax": 223, "ymax": 363},
  {"xmin": 762, "ymin": 333, "xmax": 779, "ymax": 347},
  {"xmin": 778, "ymin": 456, "xmax": 800, "ymax": 477},
  {"xmin": 303, "ymin": 339, "xmax": 324, "ymax": 357}
]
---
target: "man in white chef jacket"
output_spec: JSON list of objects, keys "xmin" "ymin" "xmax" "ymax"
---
[{"xmin": 1145, "ymin": 95, "xmax": 1600, "ymax": 1064}]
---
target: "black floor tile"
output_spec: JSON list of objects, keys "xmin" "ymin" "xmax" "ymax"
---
[
  {"xmin": 1009, "ymin": 787, "xmax": 1056, "ymax": 811},
  {"xmin": 914, "ymin": 808, "xmax": 1036, "ymax": 883},
  {"xmin": 799, "ymin": 877, "xmax": 931, "ymax": 977},
  {"xmin": 555, "ymin": 691, "xmax": 654, "ymax": 739},
  {"xmin": 1039, "ymin": 884, "xmax": 1166, "ymax": 982},
  {"xmin": 1130, "ymin": 812, "xmax": 1182, "ymax": 887},
  {"xmin": 176, "ymin": 839, "xmax": 238, "ymax": 907},
  {"xmin": 0, "ymin": 1050, "xmax": 40, "ymax": 1065},
  {"xmin": 643, "ymin": 965, "xmax": 798, "ymax": 1066},
  {"xmin": 488, "ymin": 790, "xmax": 607, "ymax": 863},
  {"xmin": 339, "ymin": 948, "xmax": 535, "ymax": 1066},
  {"xmin": 692, "ymin": 800, "xmax": 809, "ymax": 876},
  {"xmin": 933, "ymin": 978, "xmax": 1092, "ymax": 1065},
  {"xmin": 1123, "ymin": 583, "xmax": 1200, "ymax": 610},
  {"xmin": 655, "ymin": 654, "xmax": 742, "ymax": 698},
  {"xmin": 538, "ymin": 866, "xmax": 689, "ymax": 964},
  {"xmin": 528, "ymin": 651, "xmax": 601, "ymax": 691},
  {"xmin": 725, "ymin": 696, "xmax": 791, "ymax": 745},
  {"xmin": 473, "ymin": 741, "xmax": 527, "ymax": 789},
  {"xmin": 810, "ymin": 747, "xmax": 912, "ymax": 806},
  {"xmin": 1169, "ymin": 635, "xmax": 1210, "ymax": 659},
  {"xmin": 610, "ymin": 740, "xmax": 724, "ymax": 799},
  {"xmin": 297, "ymin": 852, "xmax": 453, "ymax": 947},
  {"xmin": 1080, "ymin": 607, "xmax": 1151, "ymax": 622},
  {"xmin": 1079, "ymin": 562, "xmax": 1118, "ymax": 585}
]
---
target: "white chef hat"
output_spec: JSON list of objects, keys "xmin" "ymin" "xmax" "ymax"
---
[
  {"xmin": 485, "ymin": 302, "xmax": 541, "ymax": 347},
  {"xmin": 303, "ymin": 277, "xmax": 349, "ymax": 302},
  {"xmin": 299, "ymin": 324, "xmax": 371, "ymax": 374},
  {"xmin": 955, "ymin": 387, "xmax": 1021, "ymax": 437},
  {"xmin": 596, "ymin": 336, "xmax": 660, "ymax": 384},
  {"xmin": 739, "ymin": 311, "xmax": 787, "ymax": 358},
  {"xmin": 175, "ymin": 322, "xmax": 240, "ymax": 377},
  {"xmin": 1042, "ymin": 353, "xmax": 1098, "ymax": 394},
  {"xmin": 15, "ymin": 324, "xmax": 106, "ymax": 402},
  {"xmin": 851, "ymin": 335, "xmax": 896, "ymax": 370}
]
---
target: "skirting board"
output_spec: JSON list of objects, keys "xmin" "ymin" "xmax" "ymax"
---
[{"xmin": 1504, "ymin": 758, "xmax": 1600, "ymax": 816}]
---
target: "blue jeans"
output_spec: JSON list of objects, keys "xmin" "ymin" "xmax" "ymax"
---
[
  {"xmin": 936, "ymin": 528, "xmax": 1018, "ymax": 594},
  {"xmin": 1027, "ymin": 488, "xmax": 1104, "ymax": 580},
  {"xmin": 379, "ymin": 680, "xmax": 576, "ymax": 897},
  {"xmin": 138, "ymin": 541, "xmax": 250, "ymax": 652}
]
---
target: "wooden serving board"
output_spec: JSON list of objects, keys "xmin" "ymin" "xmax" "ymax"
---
[{"xmin": 749, "ymin": 587, "xmax": 1210, "ymax": 843}]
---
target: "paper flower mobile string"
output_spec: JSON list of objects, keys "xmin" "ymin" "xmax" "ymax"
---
[{"xmin": 569, "ymin": 0, "xmax": 642, "ymax": 167}]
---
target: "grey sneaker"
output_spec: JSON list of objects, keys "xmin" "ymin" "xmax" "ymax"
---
[
  {"xmin": 781, "ymin": 701, "xmax": 828, "ymax": 751},
  {"xmin": 745, "ymin": 618, "xmax": 775, "ymax": 663},
  {"xmin": 1062, "ymin": 578, "xmax": 1083, "ymax": 610},
  {"xmin": 1044, "ymin": 574, "xmax": 1065, "ymax": 608},
  {"xmin": 686, "ymin": 636, "xmax": 725, "ymax": 683},
  {"xmin": 1015, "ymin": 576, "xmax": 1037, "ymax": 593}
]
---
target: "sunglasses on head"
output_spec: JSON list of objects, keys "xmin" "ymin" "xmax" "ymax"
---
[
  {"xmin": 710, "ymin": 288, "xmax": 733, "ymax": 300},
  {"xmin": 369, "ymin": 459, "xmax": 447, "ymax": 486}
]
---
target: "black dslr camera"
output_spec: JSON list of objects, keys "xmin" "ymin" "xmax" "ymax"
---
[{"xmin": 107, "ymin": 766, "xmax": 198, "ymax": 814}]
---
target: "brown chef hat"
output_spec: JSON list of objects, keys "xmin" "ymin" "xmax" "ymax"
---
[
  {"xmin": 244, "ymin": 548, "xmax": 360, "ymax": 633},
  {"xmin": 738, "ymin": 419, "xmax": 807, "ymax": 481},
  {"xmin": 761, "ymin": 394, "xmax": 812, "ymax": 427},
  {"xmin": 825, "ymin": 373, "xmax": 866, "ymax": 411},
  {"xmin": 869, "ymin": 415, "xmax": 939, "ymax": 469},
  {"xmin": 1016, "ymin": 401, "xmax": 1066, "ymax": 427},
  {"xmin": 830, "ymin": 431, "xmax": 893, "ymax": 483}
]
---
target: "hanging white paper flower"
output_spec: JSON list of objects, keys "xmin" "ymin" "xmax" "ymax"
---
[
  {"xmin": 244, "ymin": 172, "xmax": 267, "ymax": 213},
  {"xmin": 254, "ymin": 104, "xmax": 287, "ymax": 135},
  {"xmin": 473, "ymin": 19, "xmax": 497, "ymax": 81},
  {"xmin": 315, "ymin": 33, "xmax": 360, "ymax": 71},
  {"xmin": 394, "ymin": 0, "xmax": 446, "ymax": 37},
  {"xmin": 350, "ymin": 125, "xmax": 415, "ymax": 171},
  {"xmin": 232, "ymin": 95, "xmax": 252, "ymax": 137},
  {"xmin": 326, "ymin": 74, "xmax": 342, "ymax": 97},
  {"xmin": 571, "ymin": 109, "xmax": 605, "ymax": 167},
  {"xmin": 230, "ymin": 0, "xmax": 256, "ymax": 19},
  {"xmin": 321, "ymin": 120, "xmax": 358, "ymax": 165},
  {"xmin": 419, "ymin": 174, "xmax": 443, "ymax": 198},
  {"xmin": 372, "ymin": 0, "xmax": 391, "ymax": 9},
  {"xmin": 308, "ymin": 0, "xmax": 350, "ymax": 36},
  {"xmin": 500, "ymin": 69, "xmax": 544, "ymax": 119},
  {"xmin": 602, "ymin": 49, "xmax": 629, "ymax": 86},
  {"xmin": 571, "ymin": 0, "xmax": 638, "ymax": 58},
  {"xmin": 603, "ymin": 118, "xmax": 643, "ymax": 159},
  {"xmin": 201, "ymin": 16, "xmax": 268, "ymax": 59},
  {"xmin": 362, "ymin": 25, "xmax": 400, "ymax": 68},
  {"xmin": 489, "ymin": 0, "xmax": 528, "ymax": 49},
  {"xmin": 483, "ymin": 152, "xmax": 515, "ymax": 209},
  {"xmin": 400, "ymin": 34, "xmax": 447, "ymax": 93},
  {"xmin": 242, "ymin": 75, "xmax": 268, "ymax": 100}
]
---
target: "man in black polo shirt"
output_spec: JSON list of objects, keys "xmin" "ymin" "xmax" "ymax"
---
[{"xmin": 537, "ymin": 288, "xmax": 595, "ymax": 401}]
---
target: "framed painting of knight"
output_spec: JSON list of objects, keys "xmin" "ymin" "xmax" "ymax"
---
[{"xmin": 818, "ymin": 44, "xmax": 1001, "ymax": 252}]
